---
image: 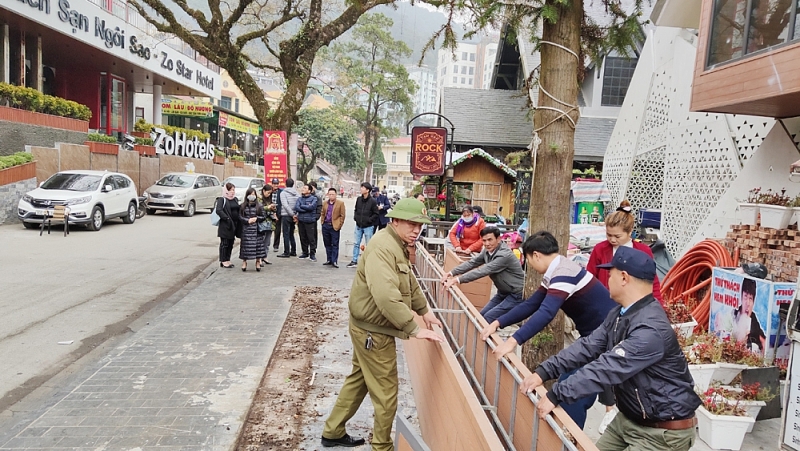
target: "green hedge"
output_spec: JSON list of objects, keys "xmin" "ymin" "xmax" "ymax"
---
[
  {"xmin": 0, "ymin": 151, "xmax": 34, "ymax": 170},
  {"xmin": 230, "ymin": 155, "xmax": 245, "ymax": 162},
  {"xmin": 0, "ymin": 83, "xmax": 91, "ymax": 121},
  {"xmin": 134, "ymin": 118, "xmax": 210, "ymax": 141},
  {"xmin": 87, "ymin": 133, "xmax": 117, "ymax": 143},
  {"xmin": 135, "ymin": 137, "xmax": 154, "ymax": 146}
]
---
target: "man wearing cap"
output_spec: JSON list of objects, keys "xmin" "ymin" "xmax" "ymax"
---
[
  {"xmin": 521, "ymin": 246, "xmax": 701, "ymax": 451},
  {"xmin": 321, "ymin": 198, "xmax": 444, "ymax": 450}
]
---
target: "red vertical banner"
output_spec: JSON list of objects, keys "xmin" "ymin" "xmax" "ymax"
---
[{"xmin": 263, "ymin": 131, "xmax": 288, "ymax": 187}]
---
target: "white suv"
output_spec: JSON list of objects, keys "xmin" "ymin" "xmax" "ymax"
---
[{"xmin": 18, "ymin": 170, "xmax": 139, "ymax": 231}]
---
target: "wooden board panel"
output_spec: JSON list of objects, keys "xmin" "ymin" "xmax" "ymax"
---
[
  {"xmin": 443, "ymin": 248, "xmax": 492, "ymax": 309},
  {"xmin": 403, "ymin": 315, "xmax": 505, "ymax": 451}
]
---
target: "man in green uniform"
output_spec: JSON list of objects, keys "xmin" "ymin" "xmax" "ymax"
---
[{"xmin": 321, "ymin": 198, "xmax": 444, "ymax": 450}]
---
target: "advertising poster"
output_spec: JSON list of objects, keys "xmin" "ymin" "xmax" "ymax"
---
[
  {"xmin": 161, "ymin": 98, "xmax": 213, "ymax": 117},
  {"xmin": 710, "ymin": 268, "xmax": 770, "ymax": 357},
  {"xmin": 263, "ymin": 131, "xmax": 287, "ymax": 186},
  {"xmin": 770, "ymin": 283, "xmax": 795, "ymax": 365},
  {"xmin": 573, "ymin": 202, "xmax": 604, "ymax": 225},
  {"xmin": 219, "ymin": 112, "xmax": 260, "ymax": 135},
  {"xmin": 410, "ymin": 127, "xmax": 446, "ymax": 176}
]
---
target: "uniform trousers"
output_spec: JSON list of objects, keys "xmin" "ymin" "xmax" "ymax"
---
[{"xmin": 323, "ymin": 322, "xmax": 398, "ymax": 451}]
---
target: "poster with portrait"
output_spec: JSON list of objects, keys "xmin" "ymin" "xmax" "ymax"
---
[
  {"xmin": 769, "ymin": 283, "xmax": 795, "ymax": 365},
  {"xmin": 709, "ymin": 268, "xmax": 770, "ymax": 357}
]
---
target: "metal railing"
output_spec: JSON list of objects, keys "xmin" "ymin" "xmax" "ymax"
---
[{"xmin": 413, "ymin": 243, "xmax": 598, "ymax": 451}]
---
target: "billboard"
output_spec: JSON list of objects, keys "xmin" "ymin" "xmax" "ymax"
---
[
  {"xmin": 411, "ymin": 127, "xmax": 447, "ymax": 176},
  {"xmin": 161, "ymin": 98, "xmax": 213, "ymax": 117},
  {"xmin": 219, "ymin": 112, "xmax": 260, "ymax": 135},
  {"xmin": 263, "ymin": 131, "xmax": 288, "ymax": 186}
]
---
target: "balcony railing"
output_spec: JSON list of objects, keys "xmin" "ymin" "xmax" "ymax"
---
[{"xmin": 84, "ymin": 0, "xmax": 220, "ymax": 74}]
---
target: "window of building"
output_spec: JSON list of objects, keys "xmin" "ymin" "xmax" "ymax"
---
[
  {"xmin": 388, "ymin": 176, "xmax": 398, "ymax": 185},
  {"xmin": 406, "ymin": 153, "xmax": 411, "ymax": 164},
  {"xmin": 461, "ymin": 77, "xmax": 466, "ymax": 84},
  {"xmin": 462, "ymin": 51, "xmax": 468, "ymax": 60},
  {"xmin": 403, "ymin": 176, "xmax": 414, "ymax": 188},
  {"xmin": 453, "ymin": 76, "xmax": 457, "ymax": 83},
  {"xmin": 454, "ymin": 64, "xmax": 459, "ymax": 73},
  {"xmin": 391, "ymin": 152, "xmax": 397, "ymax": 163},
  {"xmin": 469, "ymin": 67, "xmax": 474, "ymax": 75},
  {"xmin": 471, "ymin": 53, "xmax": 476, "ymax": 61},
  {"xmin": 234, "ymin": 98, "xmax": 240, "ymax": 113},
  {"xmin": 468, "ymin": 78, "xmax": 473, "ymax": 85},
  {"xmin": 220, "ymin": 96, "xmax": 232, "ymax": 110},
  {"xmin": 135, "ymin": 107, "xmax": 144, "ymax": 121},
  {"xmin": 708, "ymin": 0, "xmax": 793, "ymax": 67},
  {"xmin": 461, "ymin": 66, "xmax": 467, "ymax": 74},
  {"xmin": 601, "ymin": 57, "xmax": 637, "ymax": 107},
  {"xmin": 441, "ymin": 67, "xmax": 446, "ymax": 75}
]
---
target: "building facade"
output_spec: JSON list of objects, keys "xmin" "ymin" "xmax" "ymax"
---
[
  {"xmin": 374, "ymin": 137, "xmax": 415, "ymax": 193},
  {"xmin": 408, "ymin": 65, "xmax": 437, "ymax": 125},
  {"xmin": 435, "ymin": 36, "xmax": 499, "ymax": 104},
  {"xmin": 0, "ymin": 0, "xmax": 221, "ymax": 137}
]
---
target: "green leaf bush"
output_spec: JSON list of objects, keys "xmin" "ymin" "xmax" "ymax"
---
[
  {"xmin": 134, "ymin": 118, "xmax": 210, "ymax": 141},
  {"xmin": 0, "ymin": 83, "xmax": 91, "ymax": 121},
  {"xmin": 230, "ymin": 155, "xmax": 245, "ymax": 162},
  {"xmin": 87, "ymin": 133, "xmax": 118, "ymax": 143},
  {"xmin": 135, "ymin": 137, "xmax": 154, "ymax": 146},
  {"xmin": 0, "ymin": 151, "xmax": 34, "ymax": 170}
]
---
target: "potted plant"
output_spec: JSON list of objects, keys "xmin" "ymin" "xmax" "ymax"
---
[
  {"xmin": 133, "ymin": 137, "xmax": 156, "ymax": 156},
  {"xmin": 697, "ymin": 387, "xmax": 755, "ymax": 450},
  {"xmin": 758, "ymin": 188, "xmax": 793, "ymax": 229},
  {"xmin": 788, "ymin": 194, "xmax": 800, "ymax": 225},
  {"xmin": 666, "ymin": 301, "xmax": 697, "ymax": 338},
  {"xmin": 738, "ymin": 188, "xmax": 762, "ymax": 226},
  {"xmin": 713, "ymin": 383, "xmax": 775, "ymax": 432},
  {"xmin": 0, "ymin": 152, "xmax": 35, "ymax": 186},
  {"xmin": 213, "ymin": 149, "xmax": 225, "ymax": 165},
  {"xmin": 681, "ymin": 333, "xmax": 762, "ymax": 391},
  {"xmin": 85, "ymin": 133, "xmax": 119, "ymax": 155},
  {"xmin": 231, "ymin": 155, "xmax": 245, "ymax": 168}
]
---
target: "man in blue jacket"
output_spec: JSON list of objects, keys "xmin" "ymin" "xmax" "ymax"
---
[
  {"xmin": 481, "ymin": 231, "xmax": 616, "ymax": 428},
  {"xmin": 372, "ymin": 187, "xmax": 390, "ymax": 233},
  {"xmin": 294, "ymin": 184, "xmax": 319, "ymax": 261},
  {"xmin": 522, "ymin": 246, "xmax": 700, "ymax": 451}
]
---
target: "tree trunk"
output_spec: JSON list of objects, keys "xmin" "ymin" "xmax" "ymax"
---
[{"xmin": 520, "ymin": 0, "xmax": 583, "ymax": 375}]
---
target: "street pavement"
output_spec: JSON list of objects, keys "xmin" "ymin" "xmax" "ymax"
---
[{"xmin": 0, "ymin": 197, "xmax": 361, "ymax": 450}]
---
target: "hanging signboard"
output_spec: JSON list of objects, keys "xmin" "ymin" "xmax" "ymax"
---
[
  {"xmin": 264, "ymin": 131, "xmax": 288, "ymax": 186},
  {"xmin": 219, "ymin": 112, "xmax": 260, "ymax": 135},
  {"xmin": 161, "ymin": 98, "xmax": 213, "ymax": 117},
  {"xmin": 411, "ymin": 127, "xmax": 446, "ymax": 176}
]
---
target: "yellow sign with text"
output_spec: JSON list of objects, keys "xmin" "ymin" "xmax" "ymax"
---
[
  {"xmin": 219, "ymin": 112, "xmax": 260, "ymax": 135},
  {"xmin": 161, "ymin": 98, "xmax": 213, "ymax": 117}
]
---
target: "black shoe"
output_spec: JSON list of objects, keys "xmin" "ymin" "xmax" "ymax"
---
[
  {"xmin": 289, "ymin": 252, "xmax": 297, "ymax": 257},
  {"xmin": 310, "ymin": 255, "xmax": 317, "ymax": 262},
  {"xmin": 322, "ymin": 261, "xmax": 332, "ymax": 266},
  {"xmin": 346, "ymin": 261, "xmax": 357, "ymax": 268},
  {"xmin": 321, "ymin": 434, "xmax": 365, "ymax": 448},
  {"xmin": 332, "ymin": 262, "xmax": 339, "ymax": 268},
  {"xmin": 221, "ymin": 264, "xmax": 234, "ymax": 268},
  {"xmin": 298, "ymin": 254, "xmax": 309, "ymax": 259},
  {"xmin": 277, "ymin": 254, "xmax": 290, "ymax": 258},
  {"xmin": 263, "ymin": 260, "xmax": 272, "ymax": 265}
]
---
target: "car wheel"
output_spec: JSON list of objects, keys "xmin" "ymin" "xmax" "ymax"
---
[
  {"xmin": 146, "ymin": 208, "xmax": 157, "ymax": 215},
  {"xmin": 23, "ymin": 222, "xmax": 38, "ymax": 229},
  {"xmin": 183, "ymin": 200, "xmax": 196, "ymax": 217},
  {"xmin": 88, "ymin": 206, "xmax": 104, "ymax": 231},
  {"xmin": 123, "ymin": 202, "xmax": 136, "ymax": 224}
]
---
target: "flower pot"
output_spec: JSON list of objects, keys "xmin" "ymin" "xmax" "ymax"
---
[
  {"xmin": 689, "ymin": 364, "xmax": 719, "ymax": 392},
  {"xmin": 696, "ymin": 405, "xmax": 755, "ymax": 450},
  {"xmin": 759, "ymin": 204, "xmax": 793, "ymax": 229},
  {"xmin": 792, "ymin": 207, "xmax": 800, "ymax": 226},
  {"xmin": 0, "ymin": 161, "xmax": 36, "ymax": 186},
  {"xmin": 234, "ymin": 160, "xmax": 244, "ymax": 168},
  {"xmin": 213, "ymin": 155, "xmax": 225, "ymax": 165},
  {"xmin": 134, "ymin": 144, "xmax": 156, "ymax": 156},
  {"xmin": 713, "ymin": 363, "xmax": 749, "ymax": 385},
  {"xmin": 672, "ymin": 318, "xmax": 697, "ymax": 339},
  {"xmin": 131, "ymin": 131, "xmax": 150, "ymax": 138},
  {"xmin": 738, "ymin": 203, "xmax": 759, "ymax": 226},
  {"xmin": 85, "ymin": 141, "xmax": 119, "ymax": 155},
  {"xmin": 738, "ymin": 400, "xmax": 765, "ymax": 432}
]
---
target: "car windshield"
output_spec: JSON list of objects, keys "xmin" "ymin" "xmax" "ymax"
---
[
  {"xmin": 41, "ymin": 173, "xmax": 102, "ymax": 191},
  {"xmin": 156, "ymin": 175, "xmax": 196, "ymax": 187},
  {"xmin": 226, "ymin": 178, "xmax": 250, "ymax": 189}
]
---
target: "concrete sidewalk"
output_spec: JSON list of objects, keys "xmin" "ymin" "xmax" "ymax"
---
[{"xmin": 0, "ymin": 234, "xmax": 358, "ymax": 450}]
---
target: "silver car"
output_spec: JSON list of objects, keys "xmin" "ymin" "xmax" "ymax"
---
[
  {"xmin": 144, "ymin": 172, "xmax": 221, "ymax": 217},
  {"xmin": 223, "ymin": 177, "xmax": 264, "ymax": 203}
]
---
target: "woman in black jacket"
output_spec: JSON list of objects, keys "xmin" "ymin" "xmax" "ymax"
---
[
  {"xmin": 216, "ymin": 182, "xmax": 240, "ymax": 268},
  {"xmin": 239, "ymin": 187, "xmax": 267, "ymax": 272}
]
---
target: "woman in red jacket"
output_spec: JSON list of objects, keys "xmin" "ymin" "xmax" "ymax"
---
[
  {"xmin": 447, "ymin": 206, "xmax": 485, "ymax": 255},
  {"xmin": 586, "ymin": 199, "xmax": 664, "ymax": 434}
]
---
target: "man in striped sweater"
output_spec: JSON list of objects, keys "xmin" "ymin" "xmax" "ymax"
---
[{"xmin": 481, "ymin": 230, "xmax": 616, "ymax": 428}]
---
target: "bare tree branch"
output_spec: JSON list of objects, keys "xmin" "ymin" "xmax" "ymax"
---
[{"xmin": 235, "ymin": 9, "xmax": 302, "ymax": 50}]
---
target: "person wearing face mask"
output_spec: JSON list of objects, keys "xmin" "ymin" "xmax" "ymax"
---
[
  {"xmin": 260, "ymin": 184, "xmax": 278, "ymax": 266},
  {"xmin": 216, "ymin": 182, "xmax": 240, "ymax": 269},
  {"xmin": 447, "ymin": 206, "xmax": 485, "ymax": 255},
  {"xmin": 238, "ymin": 187, "xmax": 267, "ymax": 272}
]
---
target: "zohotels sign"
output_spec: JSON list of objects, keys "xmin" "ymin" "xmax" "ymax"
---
[
  {"xmin": 411, "ymin": 127, "xmax": 447, "ymax": 176},
  {"xmin": 152, "ymin": 128, "xmax": 214, "ymax": 160}
]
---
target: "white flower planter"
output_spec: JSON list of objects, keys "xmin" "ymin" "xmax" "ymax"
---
[
  {"xmin": 738, "ymin": 203, "xmax": 759, "ymax": 226},
  {"xmin": 713, "ymin": 363, "xmax": 749, "ymax": 385},
  {"xmin": 792, "ymin": 207, "xmax": 800, "ymax": 225},
  {"xmin": 715, "ymin": 391, "xmax": 766, "ymax": 433},
  {"xmin": 672, "ymin": 318, "xmax": 697, "ymax": 338},
  {"xmin": 760, "ymin": 204, "xmax": 793, "ymax": 229},
  {"xmin": 689, "ymin": 364, "xmax": 719, "ymax": 392},
  {"xmin": 696, "ymin": 406, "xmax": 755, "ymax": 450}
]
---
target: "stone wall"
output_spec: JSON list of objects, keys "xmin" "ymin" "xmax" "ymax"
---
[
  {"xmin": 0, "ymin": 177, "xmax": 36, "ymax": 224},
  {"xmin": 0, "ymin": 121, "xmax": 86, "ymax": 156}
]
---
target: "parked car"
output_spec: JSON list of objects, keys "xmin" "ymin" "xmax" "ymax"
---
[
  {"xmin": 144, "ymin": 172, "xmax": 221, "ymax": 217},
  {"xmin": 223, "ymin": 176, "xmax": 264, "ymax": 203},
  {"xmin": 18, "ymin": 170, "xmax": 139, "ymax": 231}
]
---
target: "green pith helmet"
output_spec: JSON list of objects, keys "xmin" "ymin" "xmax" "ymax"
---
[{"xmin": 386, "ymin": 198, "xmax": 432, "ymax": 225}]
